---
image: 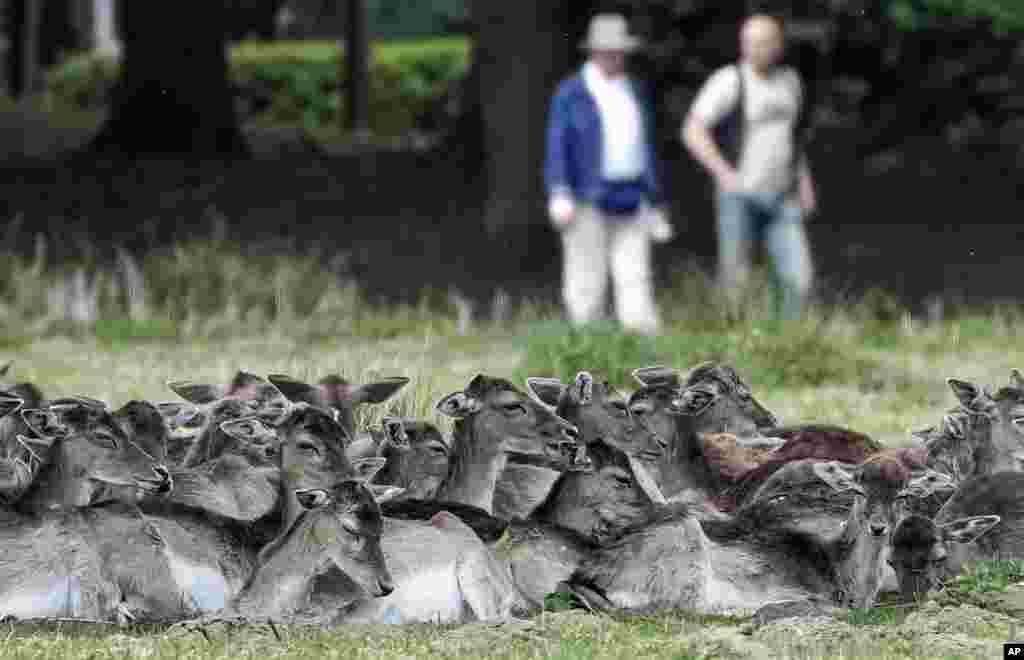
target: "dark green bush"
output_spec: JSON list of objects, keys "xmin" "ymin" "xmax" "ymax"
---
[
  {"xmin": 885, "ymin": 0, "xmax": 1024, "ymax": 32},
  {"xmin": 47, "ymin": 38, "xmax": 470, "ymax": 135}
]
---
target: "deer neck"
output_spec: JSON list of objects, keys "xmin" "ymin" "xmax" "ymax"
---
[
  {"xmin": 436, "ymin": 420, "xmax": 506, "ymax": 514},
  {"xmin": 237, "ymin": 512, "xmax": 361, "ymax": 618}
]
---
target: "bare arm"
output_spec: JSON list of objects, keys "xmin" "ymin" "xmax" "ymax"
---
[
  {"xmin": 797, "ymin": 155, "xmax": 813, "ymax": 187},
  {"xmin": 796, "ymin": 153, "xmax": 817, "ymax": 215},
  {"xmin": 682, "ymin": 115, "xmax": 733, "ymax": 180}
]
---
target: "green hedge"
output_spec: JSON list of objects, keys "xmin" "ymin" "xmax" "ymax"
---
[
  {"xmin": 47, "ymin": 37, "xmax": 471, "ymax": 135},
  {"xmin": 885, "ymin": 0, "xmax": 1024, "ymax": 32}
]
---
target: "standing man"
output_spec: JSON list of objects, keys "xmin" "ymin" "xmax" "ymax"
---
[
  {"xmin": 683, "ymin": 13, "xmax": 817, "ymax": 321},
  {"xmin": 544, "ymin": 13, "xmax": 674, "ymax": 336}
]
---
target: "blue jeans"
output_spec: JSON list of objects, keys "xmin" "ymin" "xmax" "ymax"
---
[{"xmin": 715, "ymin": 191, "xmax": 814, "ymax": 321}]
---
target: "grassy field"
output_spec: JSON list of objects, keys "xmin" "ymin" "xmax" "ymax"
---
[{"xmin": 3, "ymin": 249, "xmax": 1024, "ymax": 658}]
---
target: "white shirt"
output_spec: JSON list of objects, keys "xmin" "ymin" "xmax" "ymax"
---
[
  {"xmin": 581, "ymin": 60, "xmax": 646, "ymax": 181},
  {"xmin": 688, "ymin": 62, "xmax": 803, "ymax": 196}
]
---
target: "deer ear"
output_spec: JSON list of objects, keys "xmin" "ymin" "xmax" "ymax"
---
[
  {"xmin": 811, "ymin": 461, "xmax": 866, "ymax": 496},
  {"xmin": 0, "ymin": 394, "xmax": 23, "ymax": 419},
  {"xmin": 369, "ymin": 484, "xmax": 406, "ymax": 504},
  {"xmin": 351, "ymin": 377, "xmax": 410, "ymax": 405},
  {"xmin": 1011, "ymin": 369, "xmax": 1024, "ymax": 390},
  {"xmin": 625, "ymin": 455, "xmax": 668, "ymax": 506},
  {"xmin": 227, "ymin": 371, "xmax": 265, "ymax": 395},
  {"xmin": 266, "ymin": 375, "xmax": 321, "ymax": 405},
  {"xmin": 947, "ymin": 378, "xmax": 980, "ymax": 408},
  {"xmin": 668, "ymin": 386, "xmax": 718, "ymax": 417},
  {"xmin": 167, "ymin": 380, "xmax": 227, "ymax": 405},
  {"xmin": 939, "ymin": 515, "xmax": 1001, "ymax": 544},
  {"xmin": 525, "ymin": 377, "xmax": 566, "ymax": 408},
  {"xmin": 572, "ymin": 372, "xmax": 595, "ymax": 405},
  {"xmin": 21, "ymin": 409, "xmax": 67, "ymax": 439},
  {"xmin": 219, "ymin": 418, "xmax": 275, "ymax": 443},
  {"xmin": 908, "ymin": 426, "xmax": 933, "ymax": 446},
  {"xmin": 435, "ymin": 391, "xmax": 482, "ymax": 418},
  {"xmin": 67, "ymin": 396, "xmax": 108, "ymax": 410},
  {"xmin": 294, "ymin": 488, "xmax": 330, "ymax": 510},
  {"xmin": 942, "ymin": 413, "xmax": 966, "ymax": 441},
  {"xmin": 381, "ymin": 417, "xmax": 409, "ymax": 450},
  {"xmin": 16, "ymin": 433, "xmax": 53, "ymax": 454},
  {"xmin": 156, "ymin": 402, "xmax": 201, "ymax": 429},
  {"xmin": 351, "ymin": 457, "xmax": 387, "ymax": 484},
  {"xmin": 910, "ymin": 470, "xmax": 953, "ymax": 498},
  {"xmin": 0, "ymin": 361, "xmax": 11, "ymax": 378},
  {"xmin": 632, "ymin": 365, "xmax": 682, "ymax": 389}
]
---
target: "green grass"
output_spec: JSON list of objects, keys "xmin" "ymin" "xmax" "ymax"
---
[
  {"xmin": 948, "ymin": 560, "xmax": 1024, "ymax": 595},
  {"xmin": 515, "ymin": 320, "xmax": 660, "ymax": 388},
  {"xmin": 846, "ymin": 606, "xmax": 907, "ymax": 626},
  {"xmin": 543, "ymin": 591, "xmax": 585, "ymax": 613}
]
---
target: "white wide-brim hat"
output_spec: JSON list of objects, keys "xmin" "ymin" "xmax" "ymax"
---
[{"xmin": 580, "ymin": 13, "xmax": 644, "ymax": 52}]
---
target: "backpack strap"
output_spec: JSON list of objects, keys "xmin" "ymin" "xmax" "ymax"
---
[
  {"xmin": 734, "ymin": 63, "xmax": 745, "ymax": 118},
  {"xmin": 712, "ymin": 64, "xmax": 746, "ymax": 168}
]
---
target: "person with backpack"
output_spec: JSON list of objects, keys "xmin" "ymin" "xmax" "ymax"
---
[
  {"xmin": 544, "ymin": 13, "xmax": 674, "ymax": 336},
  {"xmin": 683, "ymin": 13, "xmax": 817, "ymax": 321}
]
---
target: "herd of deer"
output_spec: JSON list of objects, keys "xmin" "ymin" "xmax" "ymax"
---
[{"xmin": 0, "ymin": 359, "xmax": 1020, "ymax": 626}]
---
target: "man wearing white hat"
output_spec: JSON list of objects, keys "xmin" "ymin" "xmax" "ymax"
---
[{"xmin": 544, "ymin": 13, "xmax": 673, "ymax": 336}]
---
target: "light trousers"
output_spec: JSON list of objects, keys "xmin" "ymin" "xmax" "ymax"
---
[
  {"xmin": 560, "ymin": 205, "xmax": 661, "ymax": 335},
  {"xmin": 716, "ymin": 190, "xmax": 814, "ymax": 321}
]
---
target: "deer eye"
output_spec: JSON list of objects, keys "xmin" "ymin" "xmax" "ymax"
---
[
  {"xmin": 503, "ymin": 403, "xmax": 527, "ymax": 416},
  {"xmin": 1012, "ymin": 417, "xmax": 1024, "ymax": 430},
  {"xmin": 89, "ymin": 429, "xmax": 119, "ymax": 450},
  {"xmin": 613, "ymin": 475, "xmax": 632, "ymax": 488},
  {"xmin": 297, "ymin": 441, "xmax": 320, "ymax": 456},
  {"xmin": 609, "ymin": 401, "xmax": 628, "ymax": 417}
]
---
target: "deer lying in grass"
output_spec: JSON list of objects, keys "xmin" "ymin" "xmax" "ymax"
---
[
  {"xmin": 888, "ymin": 470, "xmax": 1024, "ymax": 603},
  {"xmin": 361, "ymin": 417, "xmax": 451, "ymax": 501},
  {"xmin": 228, "ymin": 480, "xmax": 399, "ymax": 623},
  {"xmin": 0, "ymin": 400, "xmax": 172, "ymax": 621},
  {"xmin": 166, "ymin": 407, "xmax": 398, "ymax": 625},
  {"xmin": 339, "ymin": 375, "xmax": 585, "ymax": 624}
]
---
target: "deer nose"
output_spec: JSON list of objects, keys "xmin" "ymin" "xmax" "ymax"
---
[
  {"xmin": 152, "ymin": 465, "xmax": 172, "ymax": 492},
  {"xmin": 870, "ymin": 523, "xmax": 888, "ymax": 537},
  {"xmin": 376, "ymin": 575, "xmax": 394, "ymax": 597}
]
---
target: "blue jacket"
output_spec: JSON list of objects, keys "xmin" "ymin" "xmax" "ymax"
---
[{"xmin": 544, "ymin": 73, "xmax": 664, "ymax": 207}]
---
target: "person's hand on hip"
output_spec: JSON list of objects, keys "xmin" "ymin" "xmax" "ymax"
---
[
  {"xmin": 646, "ymin": 206, "xmax": 675, "ymax": 244},
  {"xmin": 548, "ymin": 194, "xmax": 577, "ymax": 229},
  {"xmin": 714, "ymin": 168, "xmax": 742, "ymax": 194},
  {"xmin": 799, "ymin": 175, "xmax": 818, "ymax": 218}
]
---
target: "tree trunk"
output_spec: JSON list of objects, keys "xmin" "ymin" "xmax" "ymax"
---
[
  {"xmin": 11, "ymin": 0, "xmax": 43, "ymax": 97},
  {"xmin": 344, "ymin": 0, "xmax": 370, "ymax": 136},
  {"xmin": 473, "ymin": 0, "xmax": 575, "ymax": 242},
  {"xmin": 88, "ymin": 0, "xmax": 247, "ymax": 156}
]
